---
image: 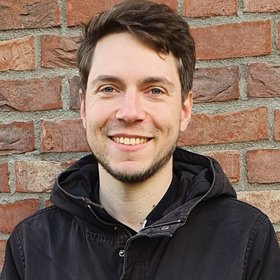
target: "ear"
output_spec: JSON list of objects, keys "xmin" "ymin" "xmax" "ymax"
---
[
  {"xmin": 79, "ymin": 89, "xmax": 87, "ymax": 129},
  {"xmin": 180, "ymin": 91, "xmax": 193, "ymax": 132}
]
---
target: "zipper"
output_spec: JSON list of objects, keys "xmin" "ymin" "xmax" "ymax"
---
[
  {"xmin": 142, "ymin": 219, "xmax": 182, "ymax": 231},
  {"xmin": 87, "ymin": 204, "xmax": 133, "ymax": 238},
  {"xmin": 56, "ymin": 169, "xmax": 133, "ymax": 237},
  {"xmin": 87, "ymin": 204, "xmax": 134, "ymax": 280},
  {"xmin": 84, "ymin": 197, "xmax": 103, "ymax": 209}
]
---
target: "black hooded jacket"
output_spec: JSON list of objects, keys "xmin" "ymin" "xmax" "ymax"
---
[{"xmin": 1, "ymin": 148, "xmax": 280, "ymax": 279}]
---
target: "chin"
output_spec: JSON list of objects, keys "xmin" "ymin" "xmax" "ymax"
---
[
  {"xmin": 109, "ymin": 171, "xmax": 153, "ymax": 184},
  {"xmin": 104, "ymin": 165, "xmax": 151, "ymax": 183}
]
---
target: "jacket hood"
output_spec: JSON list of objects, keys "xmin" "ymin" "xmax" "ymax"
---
[{"xmin": 50, "ymin": 148, "xmax": 236, "ymax": 230}]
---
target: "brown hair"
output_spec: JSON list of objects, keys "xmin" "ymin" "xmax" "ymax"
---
[{"xmin": 77, "ymin": 0, "xmax": 196, "ymax": 99}]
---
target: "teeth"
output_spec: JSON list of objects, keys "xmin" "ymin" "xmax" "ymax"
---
[
  {"xmin": 124, "ymin": 138, "xmax": 129, "ymax": 145},
  {"xmin": 112, "ymin": 137, "xmax": 149, "ymax": 145}
]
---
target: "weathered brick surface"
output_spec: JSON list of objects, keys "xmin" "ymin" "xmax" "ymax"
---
[
  {"xmin": 191, "ymin": 20, "xmax": 271, "ymax": 60},
  {"xmin": 247, "ymin": 150, "xmax": 280, "ymax": 183},
  {"xmin": 66, "ymin": 0, "xmax": 120, "ymax": 26},
  {"xmin": 278, "ymin": 22, "xmax": 280, "ymax": 51},
  {"xmin": 0, "ymin": 163, "xmax": 9, "ymax": 193},
  {"xmin": 41, "ymin": 119, "xmax": 89, "ymax": 153},
  {"xmin": 179, "ymin": 107, "xmax": 268, "ymax": 146},
  {"xmin": 0, "ymin": 36, "xmax": 35, "ymax": 71},
  {"xmin": 69, "ymin": 76, "xmax": 81, "ymax": 110},
  {"xmin": 275, "ymin": 110, "xmax": 280, "ymax": 141},
  {"xmin": 0, "ymin": 240, "xmax": 7, "ymax": 270},
  {"xmin": 0, "ymin": 121, "xmax": 35, "ymax": 155},
  {"xmin": 193, "ymin": 67, "xmax": 239, "ymax": 103},
  {"xmin": 0, "ymin": 77, "xmax": 62, "ymax": 112},
  {"xmin": 66, "ymin": 0, "xmax": 177, "ymax": 26},
  {"xmin": 45, "ymin": 200, "xmax": 53, "ymax": 208},
  {"xmin": 244, "ymin": 0, "xmax": 280, "ymax": 12},
  {"xmin": 205, "ymin": 151, "xmax": 240, "ymax": 182},
  {"xmin": 15, "ymin": 160, "xmax": 73, "ymax": 193},
  {"xmin": 184, "ymin": 0, "xmax": 237, "ymax": 17},
  {"xmin": 40, "ymin": 35, "xmax": 79, "ymax": 68},
  {"xmin": 247, "ymin": 63, "xmax": 280, "ymax": 98},
  {"xmin": 238, "ymin": 191, "xmax": 280, "ymax": 223},
  {"xmin": 0, "ymin": 0, "xmax": 60, "ymax": 30},
  {"xmin": 0, "ymin": 200, "xmax": 39, "ymax": 233}
]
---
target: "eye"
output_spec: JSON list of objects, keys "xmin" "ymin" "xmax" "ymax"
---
[
  {"xmin": 144, "ymin": 86, "xmax": 167, "ymax": 99},
  {"xmin": 100, "ymin": 86, "xmax": 115, "ymax": 93},
  {"xmin": 150, "ymin": 88, "xmax": 163, "ymax": 95}
]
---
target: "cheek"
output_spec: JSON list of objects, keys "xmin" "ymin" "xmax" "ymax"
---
[
  {"xmin": 85, "ymin": 102, "xmax": 113, "ymax": 130},
  {"xmin": 153, "ymin": 111, "xmax": 181, "ymax": 135}
]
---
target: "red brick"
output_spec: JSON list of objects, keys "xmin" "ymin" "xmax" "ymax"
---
[
  {"xmin": 153, "ymin": 0, "xmax": 177, "ymax": 9},
  {"xmin": 275, "ymin": 110, "xmax": 280, "ymax": 141},
  {"xmin": 247, "ymin": 150, "xmax": 280, "ymax": 183},
  {"xmin": 0, "ymin": 0, "xmax": 60, "ymax": 30},
  {"xmin": 0, "ymin": 36, "xmax": 35, "ymax": 71},
  {"xmin": 69, "ymin": 76, "xmax": 81, "ymax": 110},
  {"xmin": 191, "ymin": 20, "xmax": 271, "ymax": 60},
  {"xmin": 184, "ymin": 0, "xmax": 237, "ymax": 17},
  {"xmin": 41, "ymin": 119, "xmax": 89, "ymax": 153},
  {"xmin": 40, "ymin": 35, "xmax": 79, "ymax": 69},
  {"xmin": 0, "ymin": 163, "xmax": 9, "ymax": 193},
  {"xmin": 0, "ymin": 77, "xmax": 62, "ymax": 112},
  {"xmin": 238, "ymin": 191, "xmax": 280, "ymax": 223},
  {"xmin": 15, "ymin": 160, "xmax": 73, "ymax": 193},
  {"xmin": 0, "ymin": 200, "xmax": 39, "ymax": 233},
  {"xmin": 45, "ymin": 200, "xmax": 53, "ymax": 208},
  {"xmin": 0, "ymin": 240, "xmax": 7, "ymax": 271},
  {"xmin": 244, "ymin": 0, "xmax": 280, "ymax": 12},
  {"xmin": 66, "ymin": 0, "xmax": 177, "ymax": 27},
  {"xmin": 205, "ymin": 151, "xmax": 240, "ymax": 182},
  {"xmin": 247, "ymin": 63, "xmax": 280, "ymax": 98},
  {"xmin": 193, "ymin": 67, "xmax": 239, "ymax": 103},
  {"xmin": 66, "ymin": 0, "xmax": 121, "ymax": 26},
  {"xmin": 0, "ymin": 121, "xmax": 35, "ymax": 155},
  {"xmin": 179, "ymin": 107, "xmax": 268, "ymax": 146},
  {"xmin": 278, "ymin": 22, "xmax": 280, "ymax": 51}
]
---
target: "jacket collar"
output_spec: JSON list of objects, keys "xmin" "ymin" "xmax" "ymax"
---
[{"xmin": 51, "ymin": 148, "xmax": 236, "ymax": 236}]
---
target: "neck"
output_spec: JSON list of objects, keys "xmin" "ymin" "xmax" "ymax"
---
[{"xmin": 99, "ymin": 160, "xmax": 173, "ymax": 232}]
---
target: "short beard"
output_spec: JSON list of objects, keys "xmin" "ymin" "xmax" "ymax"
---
[{"xmin": 93, "ymin": 142, "xmax": 177, "ymax": 184}]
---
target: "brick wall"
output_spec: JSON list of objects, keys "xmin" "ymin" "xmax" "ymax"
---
[{"xmin": 0, "ymin": 0, "xmax": 280, "ymax": 268}]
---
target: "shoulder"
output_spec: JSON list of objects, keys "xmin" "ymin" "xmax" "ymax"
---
[
  {"xmin": 5, "ymin": 206, "xmax": 76, "ymax": 267},
  {"xmin": 224, "ymin": 197, "xmax": 273, "ymax": 235},
  {"xmin": 222, "ymin": 196, "xmax": 266, "ymax": 217},
  {"xmin": 199, "ymin": 195, "xmax": 265, "ymax": 215},
  {"xmin": 11, "ymin": 206, "xmax": 76, "ymax": 240},
  {"xmin": 190, "ymin": 196, "xmax": 278, "ymax": 252},
  {"xmin": 193, "ymin": 196, "xmax": 271, "ymax": 233},
  {"xmin": 19, "ymin": 205, "xmax": 72, "ymax": 225}
]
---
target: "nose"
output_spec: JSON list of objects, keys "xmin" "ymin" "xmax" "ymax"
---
[{"xmin": 115, "ymin": 91, "xmax": 145, "ymax": 123}]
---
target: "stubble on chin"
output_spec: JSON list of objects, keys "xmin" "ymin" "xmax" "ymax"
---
[{"xmin": 91, "ymin": 140, "xmax": 178, "ymax": 184}]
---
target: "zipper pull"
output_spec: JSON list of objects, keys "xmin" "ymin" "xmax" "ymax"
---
[{"xmin": 84, "ymin": 197, "xmax": 104, "ymax": 209}]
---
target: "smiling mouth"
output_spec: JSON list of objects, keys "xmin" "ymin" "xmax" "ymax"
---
[{"xmin": 111, "ymin": 137, "xmax": 150, "ymax": 145}]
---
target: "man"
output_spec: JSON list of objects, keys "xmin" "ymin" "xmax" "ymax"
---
[{"xmin": 1, "ymin": 1, "xmax": 280, "ymax": 279}]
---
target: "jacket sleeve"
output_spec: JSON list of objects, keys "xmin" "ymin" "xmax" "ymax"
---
[
  {"xmin": 243, "ymin": 215, "xmax": 280, "ymax": 280},
  {"xmin": 1, "ymin": 230, "xmax": 24, "ymax": 280}
]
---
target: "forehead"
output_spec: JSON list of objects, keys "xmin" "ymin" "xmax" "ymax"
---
[{"xmin": 89, "ymin": 32, "xmax": 180, "ymax": 85}]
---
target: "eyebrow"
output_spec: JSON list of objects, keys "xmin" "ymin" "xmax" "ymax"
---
[
  {"xmin": 141, "ymin": 77, "xmax": 175, "ymax": 89},
  {"xmin": 90, "ymin": 75, "xmax": 124, "ymax": 87},
  {"xmin": 90, "ymin": 75, "xmax": 175, "ymax": 89}
]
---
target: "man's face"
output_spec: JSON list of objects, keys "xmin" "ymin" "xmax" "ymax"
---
[{"xmin": 80, "ymin": 32, "xmax": 192, "ymax": 183}]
